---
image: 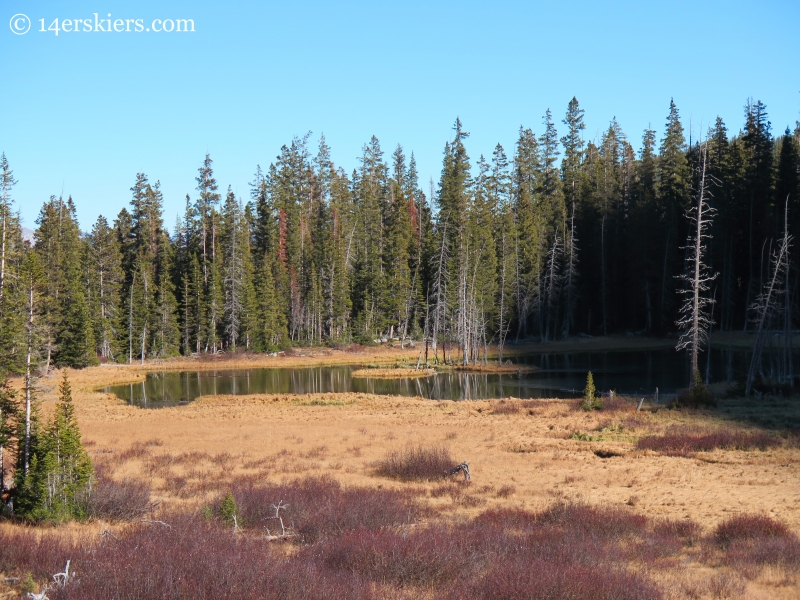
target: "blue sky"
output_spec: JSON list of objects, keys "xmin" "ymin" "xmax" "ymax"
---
[{"xmin": 4, "ymin": 0, "xmax": 799, "ymax": 231}]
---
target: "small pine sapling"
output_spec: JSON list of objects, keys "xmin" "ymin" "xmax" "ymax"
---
[
  {"xmin": 581, "ymin": 371, "xmax": 602, "ymax": 411},
  {"xmin": 219, "ymin": 491, "xmax": 239, "ymax": 526}
]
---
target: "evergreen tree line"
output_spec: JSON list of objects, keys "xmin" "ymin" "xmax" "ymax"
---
[{"xmin": 0, "ymin": 97, "xmax": 798, "ymax": 371}]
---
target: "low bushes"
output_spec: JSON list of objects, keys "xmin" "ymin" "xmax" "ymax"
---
[
  {"xmin": 84, "ymin": 475, "xmax": 152, "ymax": 521},
  {"xmin": 214, "ymin": 475, "xmax": 424, "ymax": 542},
  {"xmin": 636, "ymin": 426, "xmax": 781, "ymax": 456},
  {"xmin": 446, "ymin": 556, "xmax": 663, "ymax": 600},
  {"xmin": 709, "ymin": 513, "xmax": 800, "ymax": 575},
  {"xmin": 373, "ymin": 444, "xmax": 454, "ymax": 481},
  {"xmin": 3, "ymin": 478, "xmax": 799, "ymax": 599},
  {"xmin": 46, "ymin": 515, "xmax": 373, "ymax": 600}
]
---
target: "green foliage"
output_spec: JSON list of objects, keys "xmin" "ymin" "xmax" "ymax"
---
[
  {"xmin": 581, "ymin": 371, "xmax": 602, "ymax": 411},
  {"xmin": 672, "ymin": 369, "xmax": 715, "ymax": 409},
  {"xmin": 219, "ymin": 491, "xmax": 239, "ymax": 526},
  {"xmin": 0, "ymin": 96, "xmax": 795, "ymax": 374},
  {"xmin": 14, "ymin": 371, "xmax": 93, "ymax": 521},
  {"xmin": 0, "ymin": 376, "xmax": 19, "ymax": 493},
  {"xmin": 20, "ymin": 572, "xmax": 36, "ymax": 594}
]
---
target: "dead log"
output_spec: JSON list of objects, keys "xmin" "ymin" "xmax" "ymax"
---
[{"xmin": 445, "ymin": 462, "xmax": 471, "ymax": 481}]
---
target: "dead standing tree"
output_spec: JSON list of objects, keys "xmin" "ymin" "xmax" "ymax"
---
[
  {"xmin": 676, "ymin": 146, "xmax": 717, "ymax": 385},
  {"xmin": 745, "ymin": 198, "xmax": 792, "ymax": 396}
]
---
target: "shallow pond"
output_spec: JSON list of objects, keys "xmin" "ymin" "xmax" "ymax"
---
[{"xmin": 103, "ymin": 346, "xmax": 772, "ymax": 408}]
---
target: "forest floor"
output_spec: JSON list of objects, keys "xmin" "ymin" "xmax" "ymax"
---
[{"xmin": 3, "ymin": 339, "xmax": 800, "ymax": 599}]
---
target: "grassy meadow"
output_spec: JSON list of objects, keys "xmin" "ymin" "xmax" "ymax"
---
[{"xmin": 1, "ymin": 343, "xmax": 799, "ymax": 599}]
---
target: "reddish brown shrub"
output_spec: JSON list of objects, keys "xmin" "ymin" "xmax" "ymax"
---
[
  {"xmin": 45, "ymin": 515, "xmax": 374, "ymax": 600},
  {"xmin": 116, "ymin": 442, "xmax": 152, "ymax": 461},
  {"xmin": 0, "ymin": 529, "xmax": 80, "ymax": 581},
  {"xmin": 313, "ymin": 527, "xmax": 472, "ymax": 586},
  {"xmin": 220, "ymin": 475, "xmax": 426, "ymax": 542},
  {"xmin": 445, "ymin": 556, "xmax": 663, "ymax": 600},
  {"xmin": 653, "ymin": 518, "xmax": 702, "ymax": 546},
  {"xmin": 537, "ymin": 501, "xmax": 648, "ymax": 541},
  {"xmin": 374, "ymin": 444, "xmax": 454, "ymax": 481},
  {"xmin": 714, "ymin": 514, "xmax": 791, "ymax": 547},
  {"xmin": 636, "ymin": 426, "xmax": 780, "ymax": 456},
  {"xmin": 85, "ymin": 476, "xmax": 152, "ymax": 521},
  {"xmin": 710, "ymin": 513, "xmax": 800, "ymax": 575}
]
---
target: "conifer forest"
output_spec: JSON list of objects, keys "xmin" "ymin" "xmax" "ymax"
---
[{"xmin": 1, "ymin": 97, "xmax": 797, "ymax": 374}]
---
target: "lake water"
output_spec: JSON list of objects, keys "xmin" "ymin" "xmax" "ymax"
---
[{"xmin": 102, "ymin": 346, "xmax": 769, "ymax": 408}]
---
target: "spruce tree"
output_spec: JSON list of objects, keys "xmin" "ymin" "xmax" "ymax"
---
[
  {"xmin": 512, "ymin": 126, "xmax": 543, "ymax": 340},
  {"xmin": 0, "ymin": 164, "xmax": 25, "ymax": 373},
  {"xmin": 15, "ymin": 372, "xmax": 93, "ymax": 521},
  {"xmin": 656, "ymin": 100, "xmax": 690, "ymax": 328},
  {"xmin": 0, "ymin": 376, "xmax": 18, "ymax": 495},
  {"xmin": 87, "ymin": 216, "xmax": 124, "ymax": 361}
]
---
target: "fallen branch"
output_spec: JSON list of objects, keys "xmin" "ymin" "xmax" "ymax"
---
[
  {"xmin": 141, "ymin": 519, "xmax": 172, "ymax": 529},
  {"xmin": 445, "ymin": 462, "xmax": 471, "ymax": 481},
  {"xmin": 52, "ymin": 560, "xmax": 70, "ymax": 588}
]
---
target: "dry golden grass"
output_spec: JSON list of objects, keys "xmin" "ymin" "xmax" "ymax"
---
[
  {"xmin": 351, "ymin": 367, "xmax": 436, "ymax": 379},
  {"xmin": 6, "ymin": 344, "xmax": 800, "ymax": 599},
  {"xmin": 454, "ymin": 363, "xmax": 537, "ymax": 374},
  {"xmin": 28, "ymin": 359, "xmax": 800, "ymax": 531}
]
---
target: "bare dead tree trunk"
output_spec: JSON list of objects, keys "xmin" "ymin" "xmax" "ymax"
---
[
  {"xmin": 676, "ymin": 145, "xmax": 717, "ymax": 385},
  {"xmin": 746, "ymin": 199, "xmax": 792, "ymax": 395},
  {"xmin": 24, "ymin": 272, "xmax": 35, "ymax": 477},
  {"xmin": 129, "ymin": 274, "xmax": 135, "ymax": 365},
  {"xmin": 431, "ymin": 223, "xmax": 449, "ymax": 358}
]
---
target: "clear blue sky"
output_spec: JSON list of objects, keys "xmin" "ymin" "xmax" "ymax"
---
[{"xmin": 4, "ymin": 0, "xmax": 799, "ymax": 232}]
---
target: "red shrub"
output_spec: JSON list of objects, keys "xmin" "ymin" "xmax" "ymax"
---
[
  {"xmin": 312, "ymin": 527, "xmax": 474, "ymax": 586},
  {"xmin": 709, "ymin": 513, "xmax": 800, "ymax": 575},
  {"xmin": 221, "ymin": 475, "xmax": 426, "ymax": 542},
  {"xmin": 653, "ymin": 518, "xmax": 702, "ymax": 546},
  {"xmin": 374, "ymin": 444, "xmax": 454, "ymax": 481},
  {"xmin": 536, "ymin": 501, "xmax": 648, "ymax": 541},
  {"xmin": 445, "ymin": 556, "xmax": 663, "ymax": 600},
  {"xmin": 46, "ymin": 515, "xmax": 374, "ymax": 600},
  {"xmin": 0, "ymin": 529, "xmax": 79, "ymax": 580},
  {"xmin": 637, "ymin": 426, "xmax": 781, "ymax": 456},
  {"xmin": 85, "ymin": 476, "xmax": 152, "ymax": 521},
  {"xmin": 715, "ymin": 514, "xmax": 792, "ymax": 546}
]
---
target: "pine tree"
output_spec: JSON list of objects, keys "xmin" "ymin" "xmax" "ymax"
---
[
  {"xmin": 512, "ymin": 126, "xmax": 543, "ymax": 340},
  {"xmin": 87, "ymin": 216, "xmax": 124, "ymax": 361},
  {"xmin": 776, "ymin": 127, "xmax": 799, "ymax": 239},
  {"xmin": 492, "ymin": 144, "xmax": 515, "ymax": 360},
  {"xmin": 0, "ymin": 376, "xmax": 19, "ymax": 494},
  {"xmin": 437, "ymin": 119, "xmax": 475, "ymax": 362},
  {"xmin": 0, "ymin": 153, "xmax": 18, "ymax": 307},
  {"xmin": 0, "ymin": 156, "xmax": 25, "ymax": 373},
  {"xmin": 581, "ymin": 371, "xmax": 599, "ymax": 411},
  {"xmin": 386, "ymin": 145, "xmax": 414, "ymax": 341},
  {"xmin": 467, "ymin": 156, "xmax": 498, "ymax": 360},
  {"xmin": 561, "ymin": 98, "xmax": 586, "ymax": 216},
  {"xmin": 631, "ymin": 127, "xmax": 660, "ymax": 332},
  {"xmin": 15, "ymin": 372, "xmax": 93, "ymax": 521},
  {"xmin": 656, "ymin": 100, "xmax": 690, "ymax": 328},
  {"xmin": 740, "ymin": 100, "xmax": 774, "ymax": 316},
  {"xmin": 222, "ymin": 189, "xmax": 255, "ymax": 350},
  {"xmin": 352, "ymin": 137, "xmax": 390, "ymax": 340}
]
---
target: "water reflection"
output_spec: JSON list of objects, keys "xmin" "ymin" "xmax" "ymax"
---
[{"xmin": 102, "ymin": 347, "xmax": 782, "ymax": 408}]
